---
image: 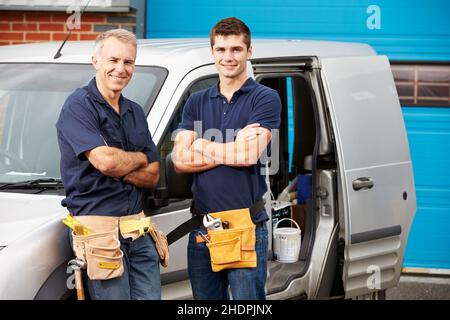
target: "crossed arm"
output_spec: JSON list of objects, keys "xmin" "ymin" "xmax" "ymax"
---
[
  {"xmin": 171, "ymin": 130, "xmax": 219, "ymax": 173},
  {"xmin": 85, "ymin": 146, "xmax": 160, "ymax": 188},
  {"xmin": 172, "ymin": 123, "xmax": 272, "ymax": 174}
]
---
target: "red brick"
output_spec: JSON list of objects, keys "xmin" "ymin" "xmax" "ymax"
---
[
  {"xmin": 0, "ymin": 42, "xmax": 11, "ymax": 46},
  {"xmin": 12, "ymin": 23, "xmax": 37, "ymax": 31},
  {"xmin": 52, "ymin": 33, "xmax": 78, "ymax": 41},
  {"xmin": 26, "ymin": 13, "xmax": 51, "ymax": 22},
  {"xmin": 25, "ymin": 33, "xmax": 50, "ymax": 41},
  {"xmin": 51, "ymin": 13, "xmax": 70, "ymax": 22},
  {"xmin": 80, "ymin": 14, "xmax": 106, "ymax": 23},
  {"xmin": 57, "ymin": 12, "xmax": 105, "ymax": 24},
  {"xmin": 79, "ymin": 33, "xmax": 98, "ymax": 41},
  {"xmin": 39, "ymin": 23, "xmax": 64, "ymax": 32},
  {"xmin": 0, "ymin": 32, "xmax": 24, "ymax": 40},
  {"xmin": 0, "ymin": 23, "xmax": 10, "ymax": 31},
  {"xmin": 0, "ymin": 12, "xmax": 24, "ymax": 22},
  {"xmin": 66, "ymin": 23, "xmax": 92, "ymax": 32},
  {"xmin": 12, "ymin": 41, "xmax": 32, "ymax": 45}
]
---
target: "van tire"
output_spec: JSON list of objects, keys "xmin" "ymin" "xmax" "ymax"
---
[{"xmin": 353, "ymin": 289, "xmax": 386, "ymax": 300}]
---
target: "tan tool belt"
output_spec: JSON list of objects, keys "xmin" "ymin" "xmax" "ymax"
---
[
  {"xmin": 70, "ymin": 212, "xmax": 169, "ymax": 281},
  {"xmin": 71, "ymin": 215, "xmax": 123, "ymax": 280},
  {"xmin": 118, "ymin": 212, "xmax": 170, "ymax": 268},
  {"xmin": 200, "ymin": 208, "xmax": 257, "ymax": 272}
]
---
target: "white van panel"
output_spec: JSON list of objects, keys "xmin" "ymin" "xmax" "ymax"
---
[
  {"xmin": 321, "ymin": 55, "xmax": 416, "ymax": 298},
  {"xmin": 322, "ymin": 56, "xmax": 410, "ymax": 168}
]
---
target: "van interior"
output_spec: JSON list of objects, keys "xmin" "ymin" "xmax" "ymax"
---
[{"xmin": 258, "ymin": 74, "xmax": 317, "ymax": 295}]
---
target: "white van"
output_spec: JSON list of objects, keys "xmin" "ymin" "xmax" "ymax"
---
[{"xmin": 0, "ymin": 39, "xmax": 416, "ymax": 300}]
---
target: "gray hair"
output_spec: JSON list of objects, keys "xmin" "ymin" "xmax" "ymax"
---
[{"xmin": 94, "ymin": 28, "xmax": 137, "ymax": 57}]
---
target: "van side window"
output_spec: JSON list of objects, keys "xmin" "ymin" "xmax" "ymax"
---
[
  {"xmin": 153, "ymin": 76, "xmax": 219, "ymax": 204},
  {"xmin": 159, "ymin": 75, "xmax": 218, "ymax": 185}
]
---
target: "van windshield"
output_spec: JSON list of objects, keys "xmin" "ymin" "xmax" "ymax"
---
[{"xmin": 0, "ymin": 63, "xmax": 167, "ymax": 184}]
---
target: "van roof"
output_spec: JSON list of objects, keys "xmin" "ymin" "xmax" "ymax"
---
[{"xmin": 0, "ymin": 38, "xmax": 376, "ymax": 70}]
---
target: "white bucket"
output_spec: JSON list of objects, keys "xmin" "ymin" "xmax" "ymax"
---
[{"xmin": 273, "ymin": 218, "xmax": 301, "ymax": 263}]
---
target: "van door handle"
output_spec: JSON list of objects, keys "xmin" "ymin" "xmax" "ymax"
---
[{"xmin": 352, "ymin": 177, "xmax": 374, "ymax": 191}]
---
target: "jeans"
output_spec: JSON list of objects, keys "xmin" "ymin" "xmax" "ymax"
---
[
  {"xmin": 187, "ymin": 223, "xmax": 269, "ymax": 300},
  {"xmin": 69, "ymin": 230, "xmax": 161, "ymax": 300}
]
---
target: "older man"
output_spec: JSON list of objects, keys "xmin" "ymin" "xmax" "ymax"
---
[{"xmin": 56, "ymin": 29, "xmax": 161, "ymax": 300}]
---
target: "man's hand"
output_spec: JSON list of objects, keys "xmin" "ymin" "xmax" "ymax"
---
[
  {"xmin": 122, "ymin": 161, "xmax": 160, "ymax": 188},
  {"xmin": 172, "ymin": 130, "xmax": 219, "ymax": 173},
  {"xmin": 85, "ymin": 146, "xmax": 148, "ymax": 179},
  {"xmin": 190, "ymin": 138, "xmax": 211, "ymax": 155},
  {"xmin": 236, "ymin": 123, "xmax": 266, "ymax": 142},
  {"xmin": 189, "ymin": 123, "xmax": 271, "ymax": 167}
]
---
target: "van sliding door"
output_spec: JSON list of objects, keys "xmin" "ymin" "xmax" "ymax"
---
[{"xmin": 321, "ymin": 56, "xmax": 416, "ymax": 298}]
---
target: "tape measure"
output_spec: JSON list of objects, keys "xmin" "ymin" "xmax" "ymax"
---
[{"xmin": 62, "ymin": 215, "xmax": 92, "ymax": 235}]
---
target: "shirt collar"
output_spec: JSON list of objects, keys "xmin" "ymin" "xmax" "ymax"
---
[
  {"xmin": 239, "ymin": 77, "xmax": 257, "ymax": 93},
  {"xmin": 87, "ymin": 77, "xmax": 131, "ymax": 115},
  {"xmin": 209, "ymin": 77, "xmax": 256, "ymax": 98}
]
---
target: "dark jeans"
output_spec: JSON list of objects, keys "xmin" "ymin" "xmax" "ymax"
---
[
  {"xmin": 69, "ymin": 230, "xmax": 161, "ymax": 300},
  {"xmin": 187, "ymin": 223, "xmax": 268, "ymax": 300}
]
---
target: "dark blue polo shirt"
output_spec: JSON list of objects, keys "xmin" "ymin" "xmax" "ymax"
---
[
  {"xmin": 56, "ymin": 78, "xmax": 159, "ymax": 216},
  {"xmin": 179, "ymin": 78, "xmax": 281, "ymax": 222}
]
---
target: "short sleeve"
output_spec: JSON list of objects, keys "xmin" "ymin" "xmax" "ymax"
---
[
  {"xmin": 144, "ymin": 133, "xmax": 160, "ymax": 163},
  {"xmin": 247, "ymin": 89, "xmax": 282, "ymax": 131},
  {"xmin": 130, "ymin": 105, "xmax": 160, "ymax": 163},
  {"xmin": 56, "ymin": 96, "xmax": 105, "ymax": 160},
  {"xmin": 178, "ymin": 95, "xmax": 196, "ymax": 131}
]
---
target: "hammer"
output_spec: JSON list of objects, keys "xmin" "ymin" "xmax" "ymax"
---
[{"xmin": 68, "ymin": 259, "xmax": 86, "ymax": 300}]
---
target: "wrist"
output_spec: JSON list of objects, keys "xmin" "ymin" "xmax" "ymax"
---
[
  {"xmin": 191, "ymin": 138, "xmax": 206, "ymax": 153},
  {"xmin": 139, "ymin": 152, "xmax": 149, "ymax": 167}
]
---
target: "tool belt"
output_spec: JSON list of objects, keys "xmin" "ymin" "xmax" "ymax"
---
[
  {"xmin": 118, "ymin": 212, "xmax": 170, "ymax": 268},
  {"xmin": 68, "ymin": 212, "xmax": 169, "ymax": 281},
  {"xmin": 166, "ymin": 199, "xmax": 265, "ymax": 272}
]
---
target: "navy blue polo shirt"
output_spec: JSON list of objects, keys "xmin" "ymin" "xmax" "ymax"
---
[
  {"xmin": 179, "ymin": 77, "xmax": 281, "ymax": 222},
  {"xmin": 56, "ymin": 78, "xmax": 159, "ymax": 216}
]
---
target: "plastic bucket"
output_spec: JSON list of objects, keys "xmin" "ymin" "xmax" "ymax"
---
[{"xmin": 273, "ymin": 218, "xmax": 301, "ymax": 263}]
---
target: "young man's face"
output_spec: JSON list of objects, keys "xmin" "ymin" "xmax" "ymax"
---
[
  {"xmin": 92, "ymin": 37, "xmax": 136, "ymax": 94},
  {"xmin": 212, "ymin": 34, "xmax": 252, "ymax": 80}
]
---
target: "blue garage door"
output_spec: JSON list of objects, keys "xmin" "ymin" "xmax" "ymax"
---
[
  {"xmin": 402, "ymin": 107, "xmax": 450, "ymax": 269},
  {"xmin": 147, "ymin": 0, "xmax": 450, "ymax": 61},
  {"xmin": 146, "ymin": 0, "xmax": 450, "ymax": 270}
]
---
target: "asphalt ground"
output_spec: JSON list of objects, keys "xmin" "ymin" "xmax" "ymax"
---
[{"xmin": 386, "ymin": 274, "xmax": 450, "ymax": 300}]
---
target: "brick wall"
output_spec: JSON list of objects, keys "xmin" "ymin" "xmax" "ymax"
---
[{"xmin": 0, "ymin": 10, "xmax": 137, "ymax": 46}]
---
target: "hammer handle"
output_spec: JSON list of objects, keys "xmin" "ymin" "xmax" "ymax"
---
[{"xmin": 75, "ymin": 269, "xmax": 85, "ymax": 300}]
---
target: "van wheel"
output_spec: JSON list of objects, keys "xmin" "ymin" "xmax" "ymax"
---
[{"xmin": 353, "ymin": 290, "xmax": 386, "ymax": 300}]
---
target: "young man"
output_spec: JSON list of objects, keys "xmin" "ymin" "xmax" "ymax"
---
[
  {"xmin": 173, "ymin": 17, "xmax": 281, "ymax": 300},
  {"xmin": 56, "ymin": 29, "xmax": 161, "ymax": 300}
]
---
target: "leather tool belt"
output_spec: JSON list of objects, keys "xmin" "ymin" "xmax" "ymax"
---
[
  {"xmin": 69, "ymin": 211, "xmax": 169, "ymax": 281},
  {"xmin": 166, "ymin": 199, "xmax": 265, "ymax": 272}
]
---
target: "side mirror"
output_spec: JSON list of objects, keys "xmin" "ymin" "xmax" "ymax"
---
[
  {"xmin": 164, "ymin": 153, "xmax": 193, "ymax": 199},
  {"xmin": 144, "ymin": 153, "xmax": 193, "ymax": 211}
]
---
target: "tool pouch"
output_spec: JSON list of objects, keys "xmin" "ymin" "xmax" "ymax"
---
[
  {"xmin": 71, "ymin": 216, "xmax": 124, "ymax": 281},
  {"xmin": 206, "ymin": 208, "xmax": 256, "ymax": 272},
  {"xmin": 148, "ymin": 228, "xmax": 170, "ymax": 267},
  {"xmin": 119, "ymin": 212, "xmax": 170, "ymax": 267}
]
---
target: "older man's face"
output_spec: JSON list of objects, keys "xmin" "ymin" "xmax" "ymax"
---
[{"xmin": 92, "ymin": 37, "xmax": 136, "ymax": 94}]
